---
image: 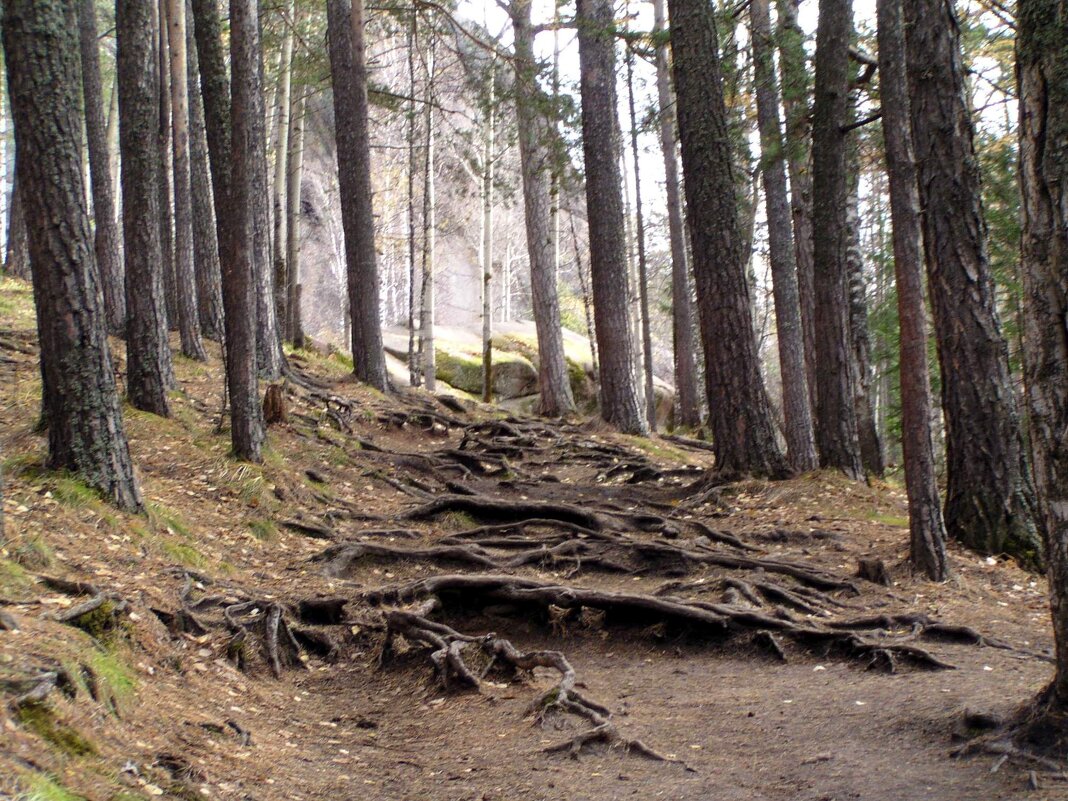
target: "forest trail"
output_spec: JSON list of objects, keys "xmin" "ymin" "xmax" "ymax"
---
[{"xmin": 0, "ymin": 281, "xmax": 1060, "ymax": 800}]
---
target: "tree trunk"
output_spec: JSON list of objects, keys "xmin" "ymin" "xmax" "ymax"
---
[
  {"xmin": 4, "ymin": 176, "xmax": 30, "ymax": 279},
  {"xmin": 272, "ymin": 0, "xmax": 295, "ymax": 336},
  {"xmin": 810, "ymin": 0, "xmax": 863, "ymax": 479},
  {"xmin": 875, "ymin": 0, "xmax": 947, "ymax": 581},
  {"xmin": 480, "ymin": 60, "xmax": 495, "ymax": 405},
  {"xmin": 167, "ymin": 0, "xmax": 207, "ymax": 361},
  {"xmin": 118, "ymin": 0, "xmax": 175, "ymax": 417},
  {"xmin": 156, "ymin": 0, "xmax": 177, "ymax": 330},
  {"xmin": 286, "ymin": 88, "xmax": 307, "ymax": 346},
  {"xmin": 576, "ymin": 0, "xmax": 646, "ymax": 435},
  {"xmin": 668, "ymin": 0, "xmax": 787, "ymax": 474},
  {"xmin": 652, "ymin": 0, "xmax": 701, "ymax": 430},
  {"xmin": 185, "ymin": 0, "xmax": 224, "ymax": 341},
  {"xmin": 751, "ymin": 0, "xmax": 818, "ymax": 472},
  {"xmin": 406, "ymin": 10, "xmax": 419, "ymax": 388},
  {"xmin": 78, "ymin": 0, "xmax": 125, "ymax": 335},
  {"xmin": 225, "ymin": 0, "xmax": 267, "ymax": 462},
  {"xmin": 905, "ymin": 0, "xmax": 1042, "ymax": 566},
  {"xmin": 420, "ymin": 35, "xmax": 437, "ymax": 393},
  {"xmin": 1018, "ymin": 0, "xmax": 1068, "ymax": 727},
  {"xmin": 510, "ymin": 0, "xmax": 576, "ymax": 417},
  {"xmin": 326, "ymin": 0, "xmax": 388, "ymax": 391},
  {"xmin": 775, "ymin": 0, "xmax": 817, "ymax": 413},
  {"xmin": 4, "ymin": 0, "xmax": 142, "ymax": 511}
]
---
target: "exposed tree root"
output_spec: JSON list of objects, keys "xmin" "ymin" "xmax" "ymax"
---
[{"xmin": 379, "ymin": 602, "xmax": 684, "ymax": 763}]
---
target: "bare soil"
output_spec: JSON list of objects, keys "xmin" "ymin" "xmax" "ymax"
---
[{"xmin": 0, "ymin": 281, "xmax": 1063, "ymax": 800}]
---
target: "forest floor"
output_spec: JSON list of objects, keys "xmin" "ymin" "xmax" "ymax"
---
[{"xmin": 0, "ymin": 275, "xmax": 1064, "ymax": 800}]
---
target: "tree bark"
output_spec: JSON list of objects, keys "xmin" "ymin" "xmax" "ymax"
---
[
  {"xmin": 272, "ymin": 0, "xmax": 295, "ymax": 336},
  {"xmin": 78, "ymin": 0, "xmax": 126, "ymax": 335},
  {"xmin": 225, "ymin": 0, "xmax": 267, "ymax": 462},
  {"xmin": 286, "ymin": 88, "xmax": 307, "ymax": 346},
  {"xmin": 118, "ymin": 0, "xmax": 175, "ymax": 417},
  {"xmin": 905, "ymin": 0, "xmax": 1042, "ymax": 566},
  {"xmin": 509, "ymin": 0, "xmax": 576, "ymax": 418},
  {"xmin": 167, "ymin": 0, "xmax": 207, "ymax": 361},
  {"xmin": 1018, "ymin": 0, "xmax": 1068, "ymax": 724},
  {"xmin": 875, "ymin": 0, "xmax": 947, "ymax": 581},
  {"xmin": 652, "ymin": 0, "xmax": 701, "ymax": 430},
  {"xmin": 156, "ymin": 0, "xmax": 177, "ymax": 330},
  {"xmin": 751, "ymin": 0, "xmax": 818, "ymax": 472},
  {"xmin": 810, "ymin": 0, "xmax": 863, "ymax": 479},
  {"xmin": 326, "ymin": 0, "xmax": 388, "ymax": 391},
  {"xmin": 185, "ymin": 0, "xmax": 224, "ymax": 341},
  {"xmin": 668, "ymin": 0, "xmax": 787, "ymax": 474},
  {"xmin": 480, "ymin": 60, "xmax": 495, "ymax": 404},
  {"xmin": 775, "ymin": 0, "xmax": 817, "ymax": 413},
  {"xmin": 420, "ymin": 36, "xmax": 437, "ymax": 392},
  {"xmin": 576, "ymin": 0, "xmax": 646, "ymax": 435},
  {"xmin": 4, "ymin": 176, "xmax": 30, "ymax": 280},
  {"xmin": 4, "ymin": 0, "xmax": 142, "ymax": 512}
]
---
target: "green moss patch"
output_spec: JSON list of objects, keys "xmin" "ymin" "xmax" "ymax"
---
[{"xmin": 15, "ymin": 703, "xmax": 96, "ymax": 757}]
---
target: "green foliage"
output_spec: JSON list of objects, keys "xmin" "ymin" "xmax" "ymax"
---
[
  {"xmin": 15, "ymin": 703, "xmax": 96, "ymax": 757},
  {"xmin": 24, "ymin": 774, "xmax": 88, "ymax": 801},
  {"xmin": 247, "ymin": 519, "xmax": 279, "ymax": 543}
]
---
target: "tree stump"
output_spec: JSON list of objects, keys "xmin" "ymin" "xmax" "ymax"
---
[{"xmin": 263, "ymin": 384, "xmax": 287, "ymax": 425}]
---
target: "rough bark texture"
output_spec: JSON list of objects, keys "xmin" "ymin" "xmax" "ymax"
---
[
  {"xmin": 271, "ymin": 0, "xmax": 295, "ymax": 336},
  {"xmin": 751, "ymin": 0, "xmax": 818, "ymax": 472},
  {"xmin": 226, "ymin": 0, "xmax": 267, "ymax": 462},
  {"xmin": 1018, "ymin": 0, "xmax": 1068, "ymax": 722},
  {"xmin": 4, "ymin": 0, "xmax": 142, "ymax": 512},
  {"xmin": 326, "ymin": 0, "xmax": 388, "ymax": 391},
  {"xmin": 775, "ymin": 0, "xmax": 817, "ymax": 414},
  {"xmin": 875, "ymin": 0, "xmax": 947, "ymax": 581},
  {"xmin": 510, "ymin": 0, "xmax": 576, "ymax": 418},
  {"xmin": 4, "ymin": 177, "xmax": 30, "ymax": 279},
  {"xmin": 118, "ymin": 0, "xmax": 175, "ymax": 417},
  {"xmin": 810, "ymin": 0, "xmax": 863, "ymax": 480},
  {"xmin": 185, "ymin": 0, "xmax": 224, "ymax": 342},
  {"xmin": 668, "ymin": 0, "xmax": 787, "ymax": 476},
  {"xmin": 156, "ymin": 0, "xmax": 177, "ymax": 330},
  {"xmin": 653, "ymin": 0, "xmax": 700, "ymax": 430},
  {"xmin": 576, "ymin": 0, "xmax": 647, "ymax": 435},
  {"xmin": 78, "ymin": 0, "xmax": 125, "ymax": 335},
  {"xmin": 286, "ymin": 89, "xmax": 307, "ymax": 346},
  {"xmin": 905, "ymin": 0, "xmax": 1042, "ymax": 566},
  {"xmin": 167, "ymin": 0, "xmax": 207, "ymax": 361}
]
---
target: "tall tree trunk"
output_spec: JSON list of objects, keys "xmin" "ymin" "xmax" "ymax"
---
[
  {"xmin": 480, "ymin": 60, "xmax": 495, "ymax": 405},
  {"xmin": 845, "ymin": 162, "xmax": 885, "ymax": 475},
  {"xmin": 652, "ymin": 0, "xmax": 701, "ymax": 430},
  {"xmin": 625, "ymin": 33, "xmax": 656, "ymax": 429},
  {"xmin": 420, "ymin": 35, "xmax": 436, "ymax": 392},
  {"xmin": 5, "ymin": 0, "xmax": 142, "ymax": 511},
  {"xmin": 185, "ymin": 0, "xmax": 223, "ymax": 341},
  {"xmin": 156, "ymin": 0, "xmax": 177, "ymax": 330},
  {"xmin": 576, "ymin": 0, "xmax": 646, "ymax": 434},
  {"xmin": 406, "ymin": 10, "xmax": 419, "ymax": 388},
  {"xmin": 226, "ymin": 0, "xmax": 267, "ymax": 461},
  {"xmin": 510, "ymin": 0, "xmax": 576, "ymax": 417},
  {"xmin": 167, "ymin": 0, "xmax": 207, "ymax": 361},
  {"xmin": 272, "ymin": 0, "xmax": 295, "ymax": 335},
  {"xmin": 810, "ymin": 0, "xmax": 863, "ymax": 479},
  {"xmin": 905, "ymin": 0, "xmax": 1042, "ymax": 566},
  {"xmin": 106, "ymin": 72, "xmax": 120, "ymax": 218},
  {"xmin": 668, "ymin": 0, "xmax": 787, "ymax": 474},
  {"xmin": 4, "ymin": 176, "xmax": 30, "ymax": 279},
  {"xmin": 118, "ymin": 0, "xmax": 175, "ymax": 417},
  {"xmin": 245, "ymin": 0, "xmax": 284, "ymax": 381},
  {"xmin": 751, "ymin": 0, "xmax": 818, "ymax": 471},
  {"xmin": 775, "ymin": 0, "xmax": 817, "ymax": 412},
  {"xmin": 326, "ymin": 0, "xmax": 388, "ymax": 390},
  {"xmin": 876, "ymin": 0, "xmax": 947, "ymax": 581},
  {"xmin": 78, "ymin": 0, "xmax": 125, "ymax": 335},
  {"xmin": 1018, "ymin": 0, "xmax": 1068, "ymax": 728},
  {"xmin": 286, "ymin": 88, "xmax": 307, "ymax": 346}
]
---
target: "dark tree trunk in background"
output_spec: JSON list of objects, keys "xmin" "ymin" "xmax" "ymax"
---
[
  {"xmin": 1018, "ymin": 0, "xmax": 1068, "ymax": 728},
  {"xmin": 845, "ymin": 163, "xmax": 885, "ymax": 476},
  {"xmin": 167, "ymin": 0, "xmax": 207, "ymax": 361},
  {"xmin": 286, "ymin": 88, "xmax": 307, "ymax": 346},
  {"xmin": 876, "ymin": 0, "xmax": 947, "ymax": 581},
  {"xmin": 653, "ymin": 0, "xmax": 700, "ymax": 430},
  {"xmin": 118, "ymin": 0, "xmax": 175, "ymax": 417},
  {"xmin": 185, "ymin": 0, "xmax": 223, "ymax": 341},
  {"xmin": 4, "ymin": 0, "xmax": 142, "ymax": 511},
  {"xmin": 775, "ymin": 0, "xmax": 817, "ymax": 413},
  {"xmin": 751, "ymin": 0, "xmax": 818, "ymax": 472},
  {"xmin": 669, "ymin": 0, "xmax": 788, "ymax": 477},
  {"xmin": 225, "ymin": 0, "xmax": 267, "ymax": 462},
  {"xmin": 4, "ymin": 176, "xmax": 30, "ymax": 279},
  {"xmin": 510, "ymin": 0, "xmax": 577, "ymax": 418},
  {"xmin": 78, "ymin": 0, "xmax": 125, "ymax": 335},
  {"xmin": 326, "ymin": 0, "xmax": 388, "ymax": 391},
  {"xmin": 576, "ymin": 0, "xmax": 647, "ymax": 434},
  {"xmin": 810, "ymin": 0, "xmax": 863, "ymax": 480},
  {"xmin": 905, "ymin": 0, "xmax": 1042, "ymax": 567},
  {"xmin": 156, "ymin": 0, "xmax": 177, "ymax": 330}
]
